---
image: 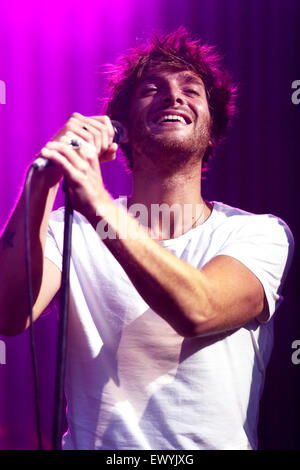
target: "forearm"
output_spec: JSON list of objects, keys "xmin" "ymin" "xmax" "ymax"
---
[
  {"xmin": 91, "ymin": 197, "xmax": 212, "ymax": 337},
  {"xmin": 0, "ymin": 169, "xmax": 59, "ymax": 335}
]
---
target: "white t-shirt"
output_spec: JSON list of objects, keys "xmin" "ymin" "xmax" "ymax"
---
[{"xmin": 44, "ymin": 200, "xmax": 294, "ymax": 450}]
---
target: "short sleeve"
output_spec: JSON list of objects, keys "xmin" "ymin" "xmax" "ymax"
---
[
  {"xmin": 44, "ymin": 209, "xmax": 64, "ymax": 272},
  {"xmin": 215, "ymin": 214, "xmax": 294, "ymax": 320}
]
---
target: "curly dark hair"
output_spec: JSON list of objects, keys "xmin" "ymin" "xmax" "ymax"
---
[{"xmin": 105, "ymin": 27, "xmax": 237, "ymax": 171}]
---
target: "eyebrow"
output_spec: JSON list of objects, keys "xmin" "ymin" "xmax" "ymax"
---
[
  {"xmin": 180, "ymin": 73, "xmax": 205, "ymax": 88},
  {"xmin": 139, "ymin": 72, "xmax": 205, "ymax": 89}
]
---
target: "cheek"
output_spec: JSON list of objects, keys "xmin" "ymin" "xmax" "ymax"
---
[
  {"xmin": 195, "ymin": 98, "xmax": 210, "ymax": 113},
  {"xmin": 196, "ymin": 103, "xmax": 212, "ymax": 128},
  {"xmin": 131, "ymin": 94, "xmax": 157, "ymax": 119},
  {"xmin": 130, "ymin": 104, "xmax": 146, "ymax": 126}
]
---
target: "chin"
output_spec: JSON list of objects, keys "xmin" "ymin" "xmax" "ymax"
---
[
  {"xmin": 152, "ymin": 133, "xmax": 203, "ymax": 155},
  {"xmin": 131, "ymin": 124, "xmax": 210, "ymax": 165}
]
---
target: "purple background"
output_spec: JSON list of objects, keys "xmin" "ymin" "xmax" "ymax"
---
[{"xmin": 0, "ymin": 0, "xmax": 299, "ymax": 449}]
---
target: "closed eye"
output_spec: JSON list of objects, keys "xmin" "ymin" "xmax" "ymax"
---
[
  {"xmin": 140, "ymin": 87, "xmax": 157, "ymax": 96},
  {"xmin": 184, "ymin": 89, "xmax": 200, "ymax": 96}
]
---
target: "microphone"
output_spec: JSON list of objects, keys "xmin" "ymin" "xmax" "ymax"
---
[
  {"xmin": 32, "ymin": 120, "xmax": 126, "ymax": 170},
  {"xmin": 111, "ymin": 120, "xmax": 127, "ymax": 144}
]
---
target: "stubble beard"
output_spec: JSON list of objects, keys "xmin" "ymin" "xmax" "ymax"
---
[{"xmin": 130, "ymin": 118, "xmax": 211, "ymax": 174}]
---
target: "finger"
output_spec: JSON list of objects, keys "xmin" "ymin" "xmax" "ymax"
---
[
  {"xmin": 62, "ymin": 124, "xmax": 95, "ymax": 146},
  {"xmin": 84, "ymin": 115, "xmax": 115, "ymax": 138},
  {"xmin": 61, "ymin": 132, "xmax": 96, "ymax": 158},
  {"xmin": 66, "ymin": 114, "xmax": 99, "ymax": 149},
  {"xmin": 95, "ymin": 123, "xmax": 109, "ymax": 155},
  {"xmin": 84, "ymin": 120, "xmax": 113, "ymax": 154},
  {"xmin": 100, "ymin": 143, "xmax": 118, "ymax": 162},
  {"xmin": 59, "ymin": 134, "xmax": 101, "ymax": 171},
  {"xmin": 40, "ymin": 147, "xmax": 86, "ymax": 181},
  {"xmin": 44, "ymin": 140, "xmax": 90, "ymax": 171},
  {"xmin": 72, "ymin": 113, "xmax": 115, "ymax": 143},
  {"xmin": 68, "ymin": 117, "xmax": 113, "ymax": 155}
]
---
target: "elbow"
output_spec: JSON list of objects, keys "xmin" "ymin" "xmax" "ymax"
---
[
  {"xmin": 178, "ymin": 323, "xmax": 208, "ymax": 339},
  {"xmin": 175, "ymin": 279, "xmax": 215, "ymax": 338},
  {"xmin": 174, "ymin": 310, "xmax": 213, "ymax": 338},
  {"xmin": 175, "ymin": 302, "xmax": 220, "ymax": 338}
]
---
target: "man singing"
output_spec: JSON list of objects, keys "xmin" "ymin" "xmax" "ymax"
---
[{"xmin": 0, "ymin": 28, "xmax": 294, "ymax": 449}]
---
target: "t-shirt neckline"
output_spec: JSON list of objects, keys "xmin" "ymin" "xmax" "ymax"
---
[
  {"xmin": 159, "ymin": 201, "xmax": 217, "ymax": 246},
  {"xmin": 116, "ymin": 197, "xmax": 218, "ymax": 246}
]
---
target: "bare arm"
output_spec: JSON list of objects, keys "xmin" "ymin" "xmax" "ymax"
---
[
  {"xmin": 89, "ymin": 199, "xmax": 267, "ymax": 337},
  {"xmin": 12, "ymin": 114, "xmax": 266, "ymax": 339},
  {"xmin": 0, "ymin": 169, "xmax": 61, "ymax": 335},
  {"xmin": 0, "ymin": 113, "xmax": 118, "ymax": 336}
]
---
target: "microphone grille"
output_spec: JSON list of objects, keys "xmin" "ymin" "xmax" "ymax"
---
[{"xmin": 111, "ymin": 120, "xmax": 127, "ymax": 144}]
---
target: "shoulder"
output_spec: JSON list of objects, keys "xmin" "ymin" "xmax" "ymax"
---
[
  {"xmin": 211, "ymin": 201, "xmax": 294, "ymax": 248},
  {"xmin": 208, "ymin": 202, "xmax": 294, "ymax": 318},
  {"xmin": 209, "ymin": 201, "xmax": 295, "ymax": 287}
]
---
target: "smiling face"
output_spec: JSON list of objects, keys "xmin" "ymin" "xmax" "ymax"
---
[{"xmin": 128, "ymin": 67, "xmax": 212, "ymax": 172}]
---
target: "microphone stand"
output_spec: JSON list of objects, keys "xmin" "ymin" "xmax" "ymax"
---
[
  {"xmin": 49, "ymin": 121, "xmax": 124, "ymax": 449},
  {"xmin": 51, "ymin": 178, "xmax": 73, "ymax": 450}
]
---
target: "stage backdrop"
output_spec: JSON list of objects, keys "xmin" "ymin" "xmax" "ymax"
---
[{"xmin": 0, "ymin": 0, "xmax": 299, "ymax": 450}]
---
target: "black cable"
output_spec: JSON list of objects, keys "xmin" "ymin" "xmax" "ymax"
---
[
  {"xmin": 25, "ymin": 165, "xmax": 73, "ymax": 450},
  {"xmin": 24, "ymin": 164, "xmax": 43, "ymax": 450},
  {"xmin": 51, "ymin": 179, "xmax": 73, "ymax": 450}
]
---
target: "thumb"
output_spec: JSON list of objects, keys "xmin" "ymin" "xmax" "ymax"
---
[{"xmin": 100, "ymin": 142, "xmax": 118, "ymax": 163}]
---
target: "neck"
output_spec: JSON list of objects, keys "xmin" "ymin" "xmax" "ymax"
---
[{"xmin": 127, "ymin": 156, "xmax": 211, "ymax": 240}]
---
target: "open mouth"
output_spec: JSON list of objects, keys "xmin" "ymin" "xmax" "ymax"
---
[{"xmin": 152, "ymin": 112, "xmax": 192, "ymax": 126}]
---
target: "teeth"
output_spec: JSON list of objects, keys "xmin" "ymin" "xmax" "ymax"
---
[{"xmin": 157, "ymin": 114, "xmax": 186, "ymax": 124}]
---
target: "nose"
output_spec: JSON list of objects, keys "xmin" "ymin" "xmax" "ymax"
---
[{"xmin": 161, "ymin": 83, "xmax": 184, "ymax": 105}]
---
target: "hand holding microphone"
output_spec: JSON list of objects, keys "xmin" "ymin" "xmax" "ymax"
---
[
  {"xmin": 33, "ymin": 113, "xmax": 127, "ymax": 220},
  {"xmin": 33, "ymin": 114, "xmax": 127, "ymax": 170}
]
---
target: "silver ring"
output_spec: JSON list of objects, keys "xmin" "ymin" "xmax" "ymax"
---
[{"xmin": 69, "ymin": 138, "xmax": 82, "ymax": 149}]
